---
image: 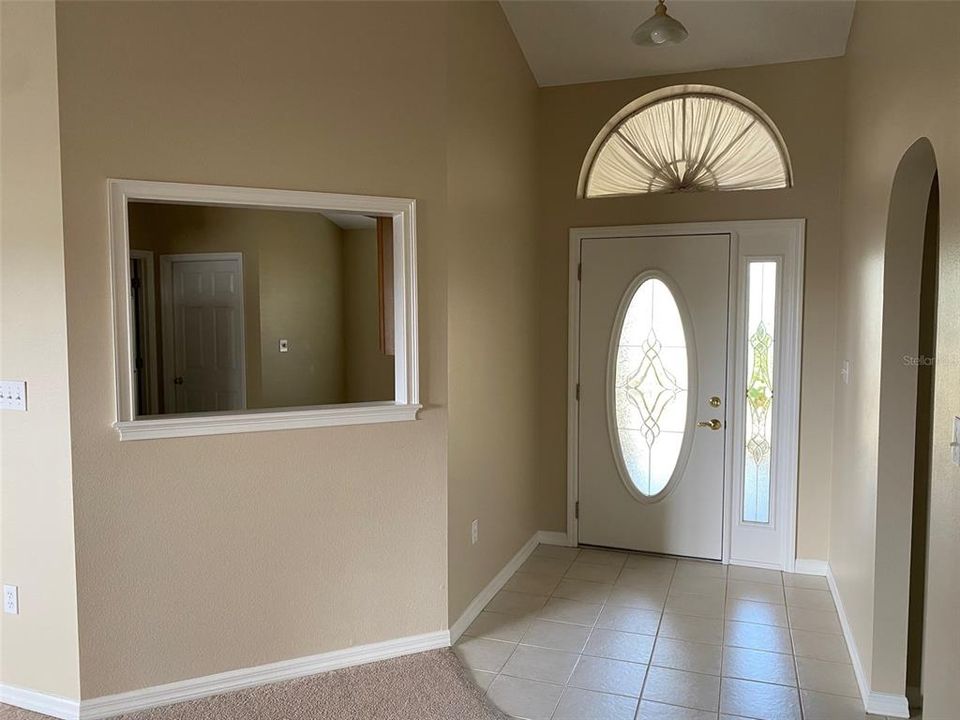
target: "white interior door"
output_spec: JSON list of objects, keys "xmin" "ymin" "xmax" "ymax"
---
[
  {"xmin": 162, "ymin": 254, "xmax": 245, "ymax": 413},
  {"xmin": 578, "ymin": 234, "xmax": 730, "ymax": 559}
]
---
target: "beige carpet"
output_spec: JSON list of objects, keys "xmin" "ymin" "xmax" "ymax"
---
[{"xmin": 0, "ymin": 649, "xmax": 507, "ymax": 720}]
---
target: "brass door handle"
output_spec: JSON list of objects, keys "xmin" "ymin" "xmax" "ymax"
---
[{"xmin": 697, "ymin": 419, "xmax": 722, "ymax": 430}]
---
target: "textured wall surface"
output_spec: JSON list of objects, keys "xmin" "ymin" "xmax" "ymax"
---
[
  {"xmin": 829, "ymin": 1, "xmax": 959, "ymax": 711},
  {"xmin": 0, "ymin": 0, "xmax": 81, "ymax": 699},
  {"xmin": 445, "ymin": 2, "xmax": 541, "ymax": 623},
  {"xmin": 55, "ymin": 1, "xmax": 450, "ymax": 697}
]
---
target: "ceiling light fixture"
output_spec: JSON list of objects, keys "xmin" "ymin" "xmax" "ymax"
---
[{"xmin": 632, "ymin": 0, "xmax": 689, "ymax": 47}]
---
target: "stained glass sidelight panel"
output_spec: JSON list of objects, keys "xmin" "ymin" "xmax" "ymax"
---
[
  {"xmin": 743, "ymin": 262, "xmax": 777, "ymax": 523},
  {"xmin": 613, "ymin": 277, "xmax": 688, "ymax": 497}
]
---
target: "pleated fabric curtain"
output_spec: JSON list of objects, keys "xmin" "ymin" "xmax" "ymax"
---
[{"xmin": 585, "ymin": 94, "xmax": 790, "ymax": 197}]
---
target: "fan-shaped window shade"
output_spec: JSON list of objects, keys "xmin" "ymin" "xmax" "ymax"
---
[{"xmin": 581, "ymin": 89, "xmax": 792, "ymax": 197}]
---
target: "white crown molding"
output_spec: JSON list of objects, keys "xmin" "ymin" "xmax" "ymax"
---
[
  {"xmin": 0, "ymin": 685, "xmax": 80, "ymax": 720},
  {"xmin": 824, "ymin": 566, "xmax": 910, "ymax": 719}
]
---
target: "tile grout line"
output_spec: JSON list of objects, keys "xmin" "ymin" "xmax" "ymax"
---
[
  {"xmin": 783, "ymin": 574, "xmax": 808, "ymax": 720},
  {"xmin": 719, "ymin": 563, "xmax": 730, "ymax": 715},
  {"xmin": 560, "ymin": 548, "xmax": 639, "ymax": 719},
  {"xmin": 479, "ymin": 546, "xmax": 581, "ymax": 717},
  {"xmin": 482, "ymin": 557, "xmax": 856, "ymax": 719},
  {"xmin": 635, "ymin": 555, "xmax": 679, "ymax": 715},
  {"xmin": 481, "ymin": 548, "xmax": 818, "ymax": 719}
]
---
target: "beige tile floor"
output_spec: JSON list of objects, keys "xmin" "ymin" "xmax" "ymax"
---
[{"xmin": 456, "ymin": 544, "xmax": 900, "ymax": 720}]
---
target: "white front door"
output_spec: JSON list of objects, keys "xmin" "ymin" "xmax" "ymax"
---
[
  {"xmin": 162, "ymin": 254, "xmax": 246, "ymax": 413},
  {"xmin": 578, "ymin": 234, "xmax": 730, "ymax": 559}
]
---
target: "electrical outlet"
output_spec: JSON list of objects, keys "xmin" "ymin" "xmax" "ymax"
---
[
  {"xmin": 471, "ymin": 519, "xmax": 479, "ymax": 545},
  {"xmin": 278, "ymin": 339, "xmax": 289, "ymax": 353},
  {"xmin": 3, "ymin": 585, "xmax": 18, "ymax": 615},
  {"xmin": 0, "ymin": 380, "xmax": 26, "ymax": 411}
]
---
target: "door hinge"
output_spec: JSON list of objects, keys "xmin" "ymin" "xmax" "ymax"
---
[
  {"xmin": 575, "ymin": 501, "xmax": 579, "ymax": 519},
  {"xmin": 577, "ymin": 262, "xmax": 582, "ymax": 281},
  {"xmin": 575, "ymin": 382, "xmax": 581, "ymax": 401}
]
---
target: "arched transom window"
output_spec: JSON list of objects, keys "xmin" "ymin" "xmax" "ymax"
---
[{"xmin": 579, "ymin": 86, "xmax": 792, "ymax": 198}]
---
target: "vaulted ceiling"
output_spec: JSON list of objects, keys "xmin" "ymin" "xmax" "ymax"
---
[{"xmin": 500, "ymin": 1, "xmax": 856, "ymax": 87}]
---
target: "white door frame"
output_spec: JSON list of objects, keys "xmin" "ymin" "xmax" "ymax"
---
[
  {"xmin": 159, "ymin": 252, "xmax": 247, "ymax": 413},
  {"xmin": 567, "ymin": 219, "xmax": 805, "ymax": 571},
  {"xmin": 129, "ymin": 249, "xmax": 159, "ymax": 415}
]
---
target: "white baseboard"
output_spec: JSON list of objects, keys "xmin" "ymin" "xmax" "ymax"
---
[
  {"xmin": 0, "ymin": 684, "xmax": 80, "ymax": 720},
  {"xmin": 824, "ymin": 566, "xmax": 910, "ymax": 719},
  {"xmin": 866, "ymin": 690, "xmax": 912, "ymax": 718},
  {"xmin": 728, "ymin": 558, "xmax": 785, "ymax": 571},
  {"xmin": 794, "ymin": 558, "xmax": 829, "ymax": 575},
  {"xmin": 449, "ymin": 532, "xmax": 543, "ymax": 644},
  {"xmin": 537, "ymin": 530, "xmax": 572, "ymax": 547},
  {"xmin": 77, "ymin": 631, "xmax": 448, "ymax": 719}
]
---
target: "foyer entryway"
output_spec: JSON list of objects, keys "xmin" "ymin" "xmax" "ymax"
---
[
  {"xmin": 567, "ymin": 220, "xmax": 805, "ymax": 571},
  {"xmin": 456, "ymin": 544, "xmax": 871, "ymax": 720}
]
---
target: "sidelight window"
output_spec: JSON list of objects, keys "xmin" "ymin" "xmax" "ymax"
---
[{"xmin": 743, "ymin": 261, "xmax": 778, "ymax": 524}]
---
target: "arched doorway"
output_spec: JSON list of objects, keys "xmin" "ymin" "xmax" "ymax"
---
[
  {"xmin": 906, "ymin": 171, "xmax": 938, "ymax": 714},
  {"xmin": 873, "ymin": 138, "xmax": 939, "ymax": 711}
]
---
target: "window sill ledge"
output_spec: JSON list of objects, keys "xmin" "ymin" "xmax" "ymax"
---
[{"xmin": 115, "ymin": 402, "xmax": 421, "ymax": 441}]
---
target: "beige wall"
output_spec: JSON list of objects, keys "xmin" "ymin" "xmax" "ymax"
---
[
  {"xmin": 0, "ymin": 0, "xmax": 81, "ymax": 699},
  {"xmin": 129, "ymin": 202, "xmax": 268, "ymax": 410},
  {"xmin": 829, "ymin": 1, "xmax": 959, "ymax": 713},
  {"xmin": 535, "ymin": 59, "xmax": 846, "ymax": 561},
  {"xmin": 55, "ymin": 1, "xmax": 450, "ymax": 697},
  {"xmin": 258, "ymin": 212, "xmax": 345, "ymax": 408},
  {"xmin": 52, "ymin": 0, "xmax": 541, "ymax": 697},
  {"xmin": 131, "ymin": 204, "xmax": 396, "ymax": 410},
  {"xmin": 446, "ymin": 2, "xmax": 542, "ymax": 622},
  {"xmin": 343, "ymin": 227, "xmax": 394, "ymax": 403}
]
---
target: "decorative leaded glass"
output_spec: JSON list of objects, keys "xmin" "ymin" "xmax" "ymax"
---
[
  {"xmin": 743, "ymin": 262, "xmax": 777, "ymax": 523},
  {"xmin": 613, "ymin": 277, "xmax": 688, "ymax": 497}
]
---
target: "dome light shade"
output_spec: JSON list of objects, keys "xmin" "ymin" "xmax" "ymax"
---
[{"xmin": 632, "ymin": 0, "xmax": 688, "ymax": 47}]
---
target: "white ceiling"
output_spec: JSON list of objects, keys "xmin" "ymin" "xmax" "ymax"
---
[
  {"xmin": 321, "ymin": 211, "xmax": 377, "ymax": 230},
  {"xmin": 500, "ymin": 1, "xmax": 855, "ymax": 87}
]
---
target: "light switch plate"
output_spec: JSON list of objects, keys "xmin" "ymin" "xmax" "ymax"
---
[
  {"xmin": 840, "ymin": 360, "xmax": 850, "ymax": 385},
  {"xmin": 279, "ymin": 339, "xmax": 289, "ymax": 353},
  {"xmin": 0, "ymin": 381, "xmax": 26, "ymax": 411}
]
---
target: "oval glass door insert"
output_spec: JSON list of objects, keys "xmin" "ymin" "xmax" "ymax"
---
[{"xmin": 612, "ymin": 276, "xmax": 690, "ymax": 498}]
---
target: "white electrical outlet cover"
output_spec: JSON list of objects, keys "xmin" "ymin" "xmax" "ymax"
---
[
  {"xmin": 3, "ymin": 584, "xmax": 18, "ymax": 615},
  {"xmin": 0, "ymin": 380, "xmax": 27, "ymax": 411}
]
